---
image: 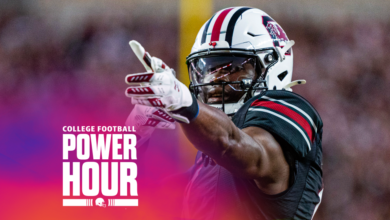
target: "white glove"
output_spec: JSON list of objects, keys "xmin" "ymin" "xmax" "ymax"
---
[
  {"xmin": 125, "ymin": 40, "xmax": 199, "ymax": 123},
  {"xmin": 125, "ymin": 104, "xmax": 175, "ymax": 146}
]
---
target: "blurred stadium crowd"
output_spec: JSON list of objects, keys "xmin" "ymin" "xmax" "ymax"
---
[{"xmin": 1, "ymin": 6, "xmax": 390, "ymax": 220}]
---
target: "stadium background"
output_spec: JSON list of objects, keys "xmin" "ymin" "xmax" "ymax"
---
[{"xmin": 0, "ymin": 0, "xmax": 390, "ymax": 219}]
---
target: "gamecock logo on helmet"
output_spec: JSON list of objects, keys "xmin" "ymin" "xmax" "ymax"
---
[
  {"xmin": 262, "ymin": 16, "xmax": 289, "ymax": 47},
  {"xmin": 266, "ymin": 22, "xmax": 288, "ymax": 42}
]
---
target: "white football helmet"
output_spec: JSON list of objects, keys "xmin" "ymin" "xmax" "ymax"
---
[
  {"xmin": 187, "ymin": 7, "xmax": 304, "ymax": 115},
  {"xmin": 95, "ymin": 198, "xmax": 106, "ymax": 207}
]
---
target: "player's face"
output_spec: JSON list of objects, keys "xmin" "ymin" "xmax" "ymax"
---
[{"xmin": 189, "ymin": 56, "xmax": 257, "ymax": 104}]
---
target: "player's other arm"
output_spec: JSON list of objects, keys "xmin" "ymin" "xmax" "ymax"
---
[{"xmin": 180, "ymin": 102, "xmax": 290, "ymax": 195}]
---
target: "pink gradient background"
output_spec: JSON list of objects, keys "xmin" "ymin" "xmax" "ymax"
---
[{"xmin": 0, "ymin": 73, "xmax": 191, "ymax": 220}]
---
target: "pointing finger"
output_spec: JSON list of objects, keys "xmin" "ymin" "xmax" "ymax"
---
[{"xmin": 129, "ymin": 40, "xmax": 153, "ymax": 72}]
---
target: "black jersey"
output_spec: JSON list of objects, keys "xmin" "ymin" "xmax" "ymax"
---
[{"xmin": 181, "ymin": 90, "xmax": 324, "ymax": 220}]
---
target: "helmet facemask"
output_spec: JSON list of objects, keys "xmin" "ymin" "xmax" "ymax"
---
[{"xmin": 188, "ymin": 54, "xmax": 267, "ymax": 116}]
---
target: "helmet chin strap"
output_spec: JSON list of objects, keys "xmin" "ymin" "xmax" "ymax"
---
[{"xmin": 275, "ymin": 40, "xmax": 295, "ymax": 62}]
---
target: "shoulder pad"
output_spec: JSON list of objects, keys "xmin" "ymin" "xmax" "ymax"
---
[{"xmin": 240, "ymin": 90, "xmax": 323, "ymax": 158}]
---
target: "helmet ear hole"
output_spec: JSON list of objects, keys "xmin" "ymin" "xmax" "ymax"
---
[{"xmin": 278, "ymin": 71, "xmax": 288, "ymax": 81}]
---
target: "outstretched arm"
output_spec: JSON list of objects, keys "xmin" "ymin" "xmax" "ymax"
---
[
  {"xmin": 124, "ymin": 41, "xmax": 289, "ymax": 194},
  {"xmin": 180, "ymin": 102, "xmax": 290, "ymax": 195}
]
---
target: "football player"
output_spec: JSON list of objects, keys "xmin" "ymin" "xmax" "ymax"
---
[{"xmin": 125, "ymin": 7, "xmax": 323, "ymax": 220}]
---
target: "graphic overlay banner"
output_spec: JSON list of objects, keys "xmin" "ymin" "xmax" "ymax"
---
[{"xmin": 62, "ymin": 126, "xmax": 139, "ymax": 207}]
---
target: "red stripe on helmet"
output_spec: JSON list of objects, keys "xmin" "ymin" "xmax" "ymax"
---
[{"xmin": 210, "ymin": 8, "xmax": 233, "ymax": 42}]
